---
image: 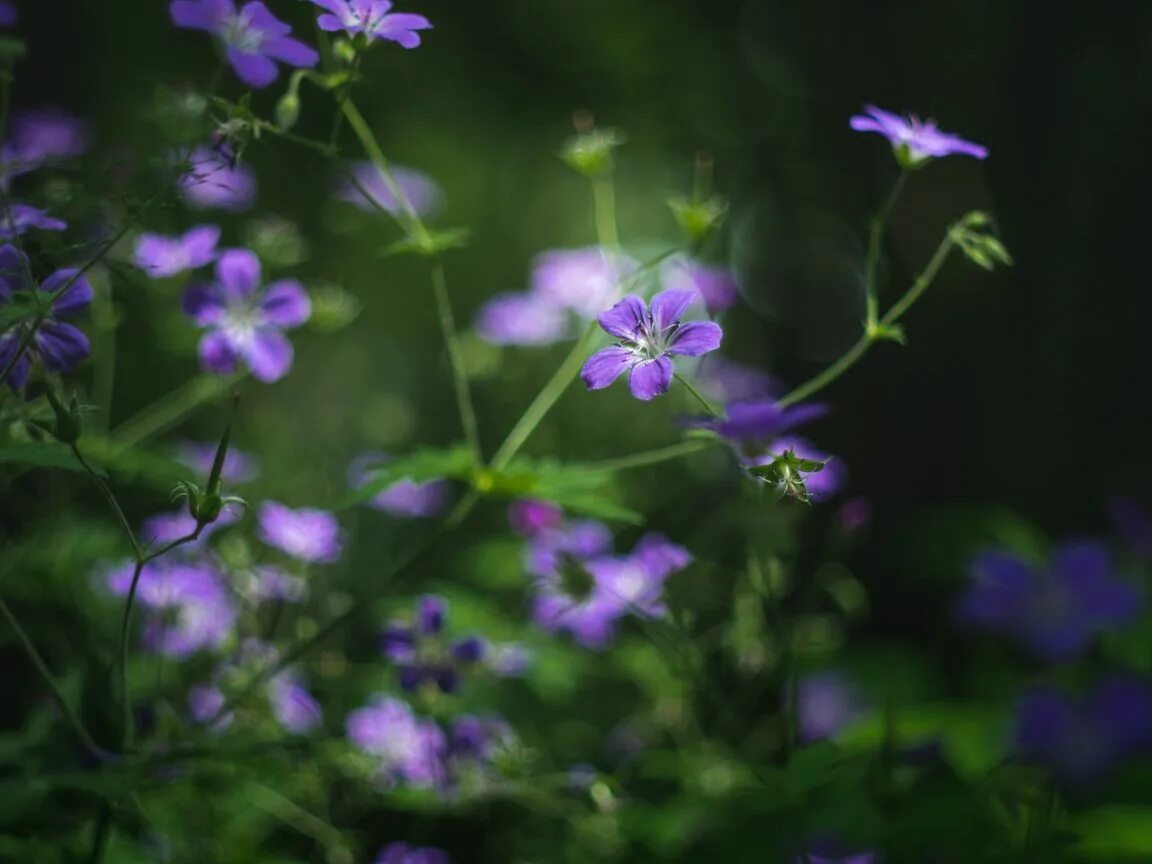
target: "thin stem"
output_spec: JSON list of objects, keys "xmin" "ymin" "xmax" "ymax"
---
[
  {"xmin": 70, "ymin": 443, "xmax": 143, "ymax": 559},
  {"xmin": 250, "ymin": 783, "xmax": 346, "ymax": 852},
  {"xmin": 675, "ymin": 372, "xmax": 722, "ymax": 417},
  {"xmin": 592, "ymin": 175, "xmax": 619, "ymax": 251},
  {"xmin": 0, "ymin": 595, "xmax": 106, "ymax": 760},
  {"xmin": 253, "ymin": 119, "xmax": 337, "ymax": 157},
  {"xmin": 864, "ymin": 171, "xmax": 907, "ymax": 330},
  {"xmin": 776, "ymin": 333, "xmax": 871, "ymax": 408},
  {"xmin": 877, "ymin": 229, "xmax": 957, "ymax": 327},
  {"xmin": 585, "ymin": 438, "xmax": 712, "ymax": 473},
  {"xmin": 431, "ymin": 260, "xmax": 482, "ymax": 465},
  {"xmin": 110, "ymin": 374, "xmax": 238, "ymax": 453}
]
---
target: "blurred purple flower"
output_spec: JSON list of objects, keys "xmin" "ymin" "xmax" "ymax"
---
[
  {"xmin": 850, "ymin": 104, "xmax": 987, "ymax": 164},
  {"xmin": 311, "ymin": 0, "xmax": 432, "ymax": 47},
  {"xmin": 134, "ymin": 225, "xmax": 220, "ymax": 278},
  {"xmin": 1109, "ymin": 497, "xmax": 1152, "ymax": 559},
  {"xmin": 0, "ymin": 107, "xmax": 92, "ymax": 185},
  {"xmin": 587, "ymin": 533, "xmax": 691, "ymax": 618},
  {"xmin": 581, "ymin": 288, "xmax": 723, "ymax": 400},
  {"xmin": 338, "ymin": 161, "xmax": 441, "ymax": 217},
  {"xmin": 183, "ymin": 248, "xmax": 311, "ymax": 382},
  {"xmin": 257, "ymin": 500, "xmax": 341, "ymax": 563},
  {"xmin": 139, "ymin": 505, "xmax": 240, "ymax": 548},
  {"xmin": 268, "ymin": 671, "xmax": 323, "ymax": 734},
  {"xmin": 178, "ymin": 146, "xmax": 257, "ymax": 211},
  {"xmin": 695, "ymin": 355, "xmax": 779, "ymax": 404},
  {"xmin": 697, "ymin": 399, "xmax": 828, "ymax": 454},
  {"xmin": 175, "ymin": 438, "xmax": 258, "ymax": 484},
  {"xmin": 376, "ymin": 843, "xmax": 451, "ymax": 864},
  {"xmin": 0, "ymin": 243, "xmax": 92, "ymax": 391},
  {"xmin": 957, "ymin": 541, "xmax": 1141, "ymax": 661},
  {"xmin": 526, "ymin": 519, "xmax": 620, "ymax": 649},
  {"xmin": 0, "ymin": 2, "xmax": 15, "ymax": 26},
  {"xmin": 0, "ymin": 204, "xmax": 67, "ymax": 239},
  {"xmin": 474, "ymin": 290, "xmax": 569, "ymax": 347},
  {"xmin": 240, "ymin": 564, "xmax": 308, "ymax": 603},
  {"xmin": 346, "ymin": 695, "xmax": 447, "ymax": 788},
  {"xmin": 795, "ymin": 671, "xmax": 865, "ymax": 743},
  {"xmin": 170, "ymin": 0, "xmax": 318, "ymax": 88},
  {"xmin": 1016, "ymin": 677, "xmax": 1152, "ymax": 784},
  {"xmin": 485, "ymin": 642, "xmax": 533, "ymax": 677},
  {"xmin": 349, "ymin": 452, "xmax": 451, "ymax": 518},
  {"xmin": 446, "ymin": 714, "xmax": 513, "ymax": 789},
  {"xmin": 188, "ymin": 684, "xmax": 233, "ymax": 730},
  {"xmin": 752, "ymin": 436, "xmax": 846, "ymax": 502},
  {"xmin": 661, "ymin": 257, "xmax": 738, "ymax": 315},
  {"xmin": 837, "ymin": 497, "xmax": 873, "ymax": 534},
  {"xmin": 381, "ymin": 595, "xmax": 486, "ymax": 693},
  {"xmin": 508, "ymin": 499, "xmax": 563, "ymax": 537},
  {"xmin": 531, "ymin": 247, "xmax": 637, "ymax": 319}
]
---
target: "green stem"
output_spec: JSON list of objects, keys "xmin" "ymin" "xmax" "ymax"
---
[
  {"xmin": 592, "ymin": 175, "xmax": 619, "ymax": 251},
  {"xmin": 776, "ymin": 333, "xmax": 872, "ymax": 408},
  {"xmin": 250, "ymin": 783, "xmax": 347, "ymax": 852},
  {"xmin": 0, "ymin": 595, "xmax": 106, "ymax": 759},
  {"xmin": 70, "ymin": 443, "xmax": 143, "ymax": 559},
  {"xmin": 110, "ymin": 374, "xmax": 239, "ymax": 453},
  {"xmin": 585, "ymin": 438, "xmax": 712, "ymax": 473},
  {"xmin": 254, "ymin": 120, "xmax": 337, "ymax": 157},
  {"xmin": 431, "ymin": 260, "xmax": 483, "ymax": 465},
  {"xmin": 876, "ymin": 229, "xmax": 956, "ymax": 328},
  {"xmin": 864, "ymin": 171, "xmax": 907, "ymax": 329},
  {"xmin": 675, "ymin": 372, "xmax": 722, "ymax": 417}
]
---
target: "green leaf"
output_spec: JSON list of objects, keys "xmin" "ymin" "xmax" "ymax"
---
[
  {"xmin": 0, "ymin": 291, "xmax": 42, "ymax": 329},
  {"xmin": 1071, "ymin": 806, "xmax": 1152, "ymax": 860},
  {"xmin": 0, "ymin": 443, "xmax": 97, "ymax": 475},
  {"xmin": 493, "ymin": 458, "xmax": 644, "ymax": 524},
  {"xmin": 379, "ymin": 227, "xmax": 471, "ymax": 258}
]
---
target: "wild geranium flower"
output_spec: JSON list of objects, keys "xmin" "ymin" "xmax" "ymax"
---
[
  {"xmin": 170, "ymin": 0, "xmax": 319, "ymax": 88},
  {"xmin": 376, "ymin": 843, "xmax": 451, "ymax": 864},
  {"xmin": 1016, "ymin": 678, "xmax": 1152, "ymax": 784},
  {"xmin": 190, "ymin": 641, "xmax": 321, "ymax": 733},
  {"xmin": 178, "ymin": 147, "xmax": 257, "ymax": 211},
  {"xmin": 381, "ymin": 595, "xmax": 486, "ymax": 693},
  {"xmin": 311, "ymin": 1, "xmax": 432, "ymax": 47},
  {"xmin": 850, "ymin": 104, "xmax": 988, "ymax": 165},
  {"xmin": 752, "ymin": 436, "xmax": 846, "ymax": 502},
  {"xmin": 957, "ymin": 541, "xmax": 1141, "ymax": 660},
  {"xmin": 235, "ymin": 564, "xmax": 308, "ymax": 604},
  {"xmin": 661, "ymin": 257, "xmax": 738, "ymax": 315},
  {"xmin": 526, "ymin": 519, "xmax": 620, "ymax": 648},
  {"xmin": 349, "ymin": 453, "xmax": 451, "ymax": 519},
  {"xmin": 532, "ymin": 247, "xmax": 637, "ymax": 319},
  {"xmin": 140, "ymin": 505, "xmax": 240, "ymax": 549},
  {"xmin": 1, "ymin": 108, "xmax": 92, "ymax": 185},
  {"xmin": 182, "ymin": 249, "xmax": 311, "ymax": 382},
  {"xmin": 0, "ymin": 244, "xmax": 92, "ymax": 391},
  {"xmin": 474, "ymin": 291, "xmax": 569, "ymax": 347},
  {"xmin": 134, "ymin": 225, "xmax": 220, "ymax": 278},
  {"xmin": 586, "ymin": 533, "xmax": 692, "ymax": 619},
  {"xmin": 267, "ymin": 670, "xmax": 323, "ymax": 734},
  {"xmin": 0, "ymin": 204, "xmax": 67, "ymax": 239},
  {"xmin": 582, "ymin": 289, "xmax": 723, "ymax": 401},
  {"xmin": 257, "ymin": 501, "xmax": 341, "ymax": 563},
  {"xmin": 338, "ymin": 162, "xmax": 442, "ymax": 217},
  {"xmin": 346, "ymin": 696, "xmax": 447, "ymax": 789},
  {"xmin": 794, "ymin": 671, "xmax": 865, "ymax": 743}
]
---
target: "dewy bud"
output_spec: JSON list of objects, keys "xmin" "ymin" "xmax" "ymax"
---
[{"xmin": 275, "ymin": 91, "xmax": 300, "ymax": 131}]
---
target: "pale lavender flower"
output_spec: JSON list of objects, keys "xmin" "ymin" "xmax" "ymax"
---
[
  {"xmin": 0, "ymin": 204, "xmax": 67, "ymax": 239},
  {"xmin": 349, "ymin": 452, "xmax": 451, "ymax": 519},
  {"xmin": 376, "ymin": 843, "xmax": 451, "ymax": 864},
  {"xmin": 0, "ymin": 244, "xmax": 92, "ymax": 391},
  {"xmin": 257, "ymin": 500, "xmax": 342, "ymax": 563},
  {"xmin": 188, "ymin": 684, "xmax": 233, "ymax": 730},
  {"xmin": 585, "ymin": 533, "xmax": 692, "ymax": 619},
  {"xmin": 175, "ymin": 438, "xmax": 258, "ymax": 484},
  {"xmin": 581, "ymin": 288, "xmax": 723, "ymax": 401},
  {"xmin": 661, "ymin": 257, "xmax": 738, "ymax": 314},
  {"xmin": 531, "ymin": 247, "xmax": 637, "ymax": 319},
  {"xmin": 268, "ymin": 671, "xmax": 323, "ymax": 734},
  {"xmin": 850, "ymin": 104, "xmax": 987, "ymax": 164},
  {"xmin": 134, "ymin": 225, "xmax": 220, "ymax": 278},
  {"xmin": 178, "ymin": 147, "xmax": 257, "ymax": 211},
  {"xmin": 474, "ymin": 290, "xmax": 568, "ymax": 347},
  {"xmin": 1, "ymin": 108, "xmax": 92, "ymax": 184},
  {"xmin": 311, "ymin": 0, "xmax": 432, "ymax": 47},
  {"xmin": 239, "ymin": 564, "xmax": 308, "ymax": 603},
  {"xmin": 346, "ymin": 696, "xmax": 447, "ymax": 788},
  {"xmin": 338, "ymin": 161, "xmax": 441, "ymax": 217},
  {"xmin": 182, "ymin": 248, "xmax": 311, "ymax": 382},
  {"xmin": 170, "ymin": 0, "xmax": 319, "ymax": 88},
  {"xmin": 795, "ymin": 671, "xmax": 865, "ymax": 743},
  {"xmin": 753, "ymin": 436, "xmax": 846, "ymax": 501}
]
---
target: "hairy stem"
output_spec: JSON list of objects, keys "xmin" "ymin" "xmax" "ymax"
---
[
  {"xmin": 674, "ymin": 372, "xmax": 722, "ymax": 417},
  {"xmin": 431, "ymin": 260, "xmax": 483, "ymax": 464},
  {"xmin": 864, "ymin": 171, "xmax": 907, "ymax": 329}
]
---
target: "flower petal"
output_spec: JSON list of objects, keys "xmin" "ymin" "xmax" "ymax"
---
[
  {"xmin": 170, "ymin": 0, "xmax": 222, "ymax": 30},
  {"xmin": 261, "ymin": 279, "xmax": 311, "ymax": 328},
  {"xmin": 199, "ymin": 330, "xmax": 240, "ymax": 375},
  {"xmin": 182, "ymin": 282, "xmax": 227, "ymax": 326},
  {"xmin": 243, "ymin": 327, "xmax": 293, "ymax": 382},
  {"xmin": 182, "ymin": 224, "xmax": 221, "ymax": 267},
  {"xmin": 0, "ymin": 243, "xmax": 31, "ymax": 294},
  {"xmin": 596, "ymin": 295, "xmax": 646, "ymax": 340},
  {"xmin": 580, "ymin": 346, "xmax": 633, "ymax": 390},
  {"xmin": 216, "ymin": 248, "xmax": 261, "ymax": 300},
  {"xmin": 226, "ymin": 48, "xmax": 279, "ymax": 88},
  {"xmin": 262, "ymin": 36, "xmax": 319, "ymax": 68},
  {"xmin": 34, "ymin": 321, "xmax": 89, "ymax": 372},
  {"xmin": 628, "ymin": 356, "xmax": 673, "ymax": 400},
  {"xmin": 0, "ymin": 332, "xmax": 30, "ymax": 390},
  {"xmin": 666, "ymin": 320, "xmax": 722, "ymax": 357},
  {"xmin": 649, "ymin": 288, "xmax": 696, "ymax": 332},
  {"xmin": 40, "ymin": 269, "xmax": 93, "ymax": 316}
]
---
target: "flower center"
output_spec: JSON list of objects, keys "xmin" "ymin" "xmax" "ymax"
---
[{"xmin": 222, "ymin": 12, "xmax": 265, "ymax": 53}]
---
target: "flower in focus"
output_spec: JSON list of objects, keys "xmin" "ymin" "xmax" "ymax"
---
[
  {"xmin": 752, "ymin": 437, "xmax": 846, "ymax": 502},
  {"xmin": 182, "ymin": 249, "xmax": 311, "ymax": 382},
  {"xmin": 381, "ymin": 595, "xmax": 486, "ymax": 693},
  {"xmin": 0, "ymin": 108, "xmax": 92, "ymax": 185},
  {"xmin": 474, "ymin": 291, "xmax": 569, "ymax": 347},
  {"xmin": 850, "ymin": 104, "xmax": 987, "ymax": 165},
  {"xmin": 349, "ymin": 453, "xmax": 451, "ymax": 519},
  {"xmin": 170, "ymin": 0, "xmax": 319, "ymax": 88},
  {"xmin": 257, "ymin": 500, "xmax": 342, "ymax": 563},
  {"xmin": 311, "ymin": 1, "xmax": 432, "ymax": 47},
  {"xmin": 134, "ymin": 225, "xmax": 220, "ymax": 278},
  {"xmin": 0, "ymin": 204, "xmax": 67, "ymax": 239},
  {"xmin": 1016, "ymin": 677, "xmax": 1152, "ymax": 784},
  {"xmin": 178, "ymin": 146, "xmax": 257, "ymax": 211},
  {"xmin": 175, "ymin": 438, "xmax": 259, "ymax": 484},
  {"xmin": 376, "ymin": 843, "xmax": 451, "ymax": 864},
  {"xmin": 957, "ymin": 541, "xmax": 1141, "ymax": 660},
  {"xmin": 532, "ymin": 247, "xmax": 637, "ymax": 319},
  {"xmin": 346, "ymin": 695, "xmax": 447, "ymax": 788},
  {"xmin": 794, "ymin": 671, "xmax": 865, "ymax": 743},
  {"xmin": 508, "ymin": 499, "xmax": 564, "ymax": 537},
  {"xmin": 338, "ymin": 161, "xmax": 441, "ymax": 217},
  {"xmin": 0, "ymin": 243, "xmax": 93, "ymax": 391},
  {"xmin": 661, "ymin": 257, "xmax": 738, "ymax": 315},
  {"xmin": 581, "ymin": 288, "xmax": 723, "ymax": 401}
]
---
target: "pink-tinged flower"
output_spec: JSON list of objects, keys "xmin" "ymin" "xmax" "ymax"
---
[
  {"xmin": 170, "ymin": 0, "xmax": 319, "ymax": 89},
  {"xmin": 376, "ymin": 843, "xmax": 451, "ymax": 864},
  {"xmin": 134, "ymin": 224, "xmax": 220, "ymax": 278},
  {"xmin": 338, "ymin": 161, "xmax": 442, "ymax": 217},
  {"xmin": 661, "ymin": 257, "xmax": 738, "ymax": 314},
  {"xmin": 0, "ymin": 244, "xmax": 92, "ymax": 391},
  {"xmin": 346, "ymin": 696, "xmax": 447, "ymax": 789},
  {"xmin": 179, "ymin": 147, "xmax": 257, "ymax": 211},
  {"xmin": 311, "ymin": 1, "xmax": 432, "ymax": 48},
  {"xmin": 581, "ymin": 288, "xmax": 723, "ymax": 401},
  {"xmin": 0, "ymin": 204, "xmax": 67, "ymax": 239},
  {"xmin": 257, "ymin": 500, "xmax": 342, "ymax": 563},
  {"xmin": 850, "ymin": 104, "xmax": 987, "ymax": 165},
  {"xmin": 508, "ymin": 499, "xmax": 563, "ymax": 536},
  {"xmin": 474, "ymin": 290, "xmax": 569, "ymax": 346},
  {"xmin": 182, "ymin": 249, "xmax": 311, "ymax": 382},
  {"xmin": 531, "ymin": 247, "xmax": 637, "ymax": 319}
]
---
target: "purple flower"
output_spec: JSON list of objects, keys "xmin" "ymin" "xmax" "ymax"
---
[
  {"xmin": 268, "ymin": 671, "xmax": 323, "ymax": 734},
  {"xmin": 134, "ymin": 225, "xmax": 220, "ymax": 278},
  {"xmin": 1016, "ymin": 677, "xmax": 1152, "ymax": 784},
  {"xmin": 508, "ymin": 499, "xmax": 564, "ymax": 537},
  {"xmin": 531, "ymin": 247, "xmax": 638, "ymax": 319},
  {"xmin": 188, "ymin": 684, "xmax": 233, "ymax": 730},
  {"xmin": 696, "ymin": 355, "xmax": 779, "ymax": 404},
  {"xmin": 338, "ymin": 161, "xmax": 442, "ymax": 217},
  {"xmin": 0, "ymin": 2, "xmax": 16, "ymax": 26},
  {"xmin": 178, "ymin": 147, "xmax": 257, "ymax": 212},
  {"xmin": 1, "ymin": 108, "xmax": 92, "ymax": 185},
  {"xmin": 837, "ymin": 497, "xmax": 873, "ymax": 534},
  {"xmin": 474, "ymin": 290, "xmax": 569, "ymax": 347},
  {"xmin": 311, "ymin": 1, "xmax": 432, "ymax": 47},
  {"xmin": 175, "ymin": 438, "xmax": 258, "ymax": 484},
  {"xmin": 140, "ymin": 505, "xmax": 240, "ymax": 548},
  {"xmin": 697, "ymin": 399, "xmax": 828, "ymax": 454},
  {"xmin": 182, "ymin": 249, "xmax": 311, "ymax": 383},
  {"xmin": 581, "ymin": 289, "xmax": 723, "ymax": 401},
  {"xmin": 346, "ymin": 696, "xmax": 447, "ymax": 789},
  {"xmin": 349, "ymin": 453, "xmax": 451, "ymax": 519},
  {"xmin": 957, "ymin": 541, "xmax": 1141, "ymax": 661},
  {"xmin": 661, "ymin": 257, "xmax": 738, "ymax": 315},
  {"xmin": 0, "ymin": 244, "xmax": 92, "ymax": 391},
  {"xmin": 0, "ymin": 204, "xmax": 67, "ymax": 239},
  {"xmin": 381, "ymin": 595, "xmax": 486, "ymax": 694},
  {"xmin": 795, "ymin": 671, "xmax": 865, "ymax": 743},
  {"xmin": 585, "ymin": 533, "xmax": 692, "ymax": 618},
  {"xmin": 485, "ymin": 642, "xmax": 533, "ymax": 677},
  {"xmin": 170, "ymin": 0, "xmax": 319, "ymax": 88},
  {"xmin": 257, "ymin": 500, "xmax": 341, "ymax": 563},
  {"xmin": 376, "ymin": 843, "xmax": 451, "ymax": 864},
  {"xmin": 238, "ymin": 564, "xmax": 308, "ymax": 603},
  {"xmin": 752, "ymin": 437, "xmax": 846, "ymax": 502},
  {"xmin": 850, "ymin": 104, "xmax": 987, "ymax": 165},
  {"xmin": 447, "ymin": 714, "xmax": 514, "ymax": 789}
]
